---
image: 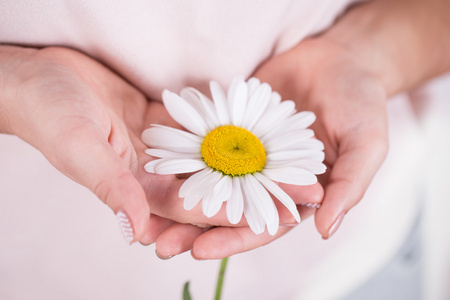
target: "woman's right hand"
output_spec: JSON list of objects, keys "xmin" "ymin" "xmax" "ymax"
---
[{"xmin": 0, "ymin": 45, "xmax": 158, "ymax": 243}]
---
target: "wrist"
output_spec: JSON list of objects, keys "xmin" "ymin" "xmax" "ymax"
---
[
  {"xmin": 0, "ymin": 45, "xmax": 39, "ymax": 135},
  {"xmin": 320, "ymin": 0, "xmax": 450, "ymax": 96},
  {"xmin": 319, "ymin": 2, "xmax": 405, "ymax": 96}
]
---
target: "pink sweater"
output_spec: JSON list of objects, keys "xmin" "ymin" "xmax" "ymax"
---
[
  {"xmin": 1, "ymin": 0, "xmax": 357, "ymax": 97},
  {"xmin": 1, "ymin": 1, "xmax": 436, "ymax": 299}
]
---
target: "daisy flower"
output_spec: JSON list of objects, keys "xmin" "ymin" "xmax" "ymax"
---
[{"xmin": 142, "ymin": 76, "xmax": 326, "ymax": 235}]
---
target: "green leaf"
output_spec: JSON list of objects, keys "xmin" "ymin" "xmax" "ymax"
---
[{"xmin": 183, "ymin": 281, "xmax": 192, "ymax": 300}]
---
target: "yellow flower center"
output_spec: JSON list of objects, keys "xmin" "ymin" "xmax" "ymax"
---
[{"xmin": 201, "ymin": 125, "xmax": 266, "ymax": 176}]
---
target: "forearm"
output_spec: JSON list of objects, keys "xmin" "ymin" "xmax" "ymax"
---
[{"xmin": 322, "ymin": 0, "xmax": 450, "ymax": 96}]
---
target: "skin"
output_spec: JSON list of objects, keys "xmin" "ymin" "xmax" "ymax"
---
[
  {"xmin": 148, "ymin": 0, "xmax": 450, "ymax": 258},
  {"xmin": 0, "ymin": 46, "xmax": 153, "ymax": 241},
  {"xmin": 158, "ymin": 0, "xmax": 450, "ymax": 258},
  {"xmin": 1, "ymin": 0, "xmax": 450, "ymax": 260},
  {"xmin": 0, "ymin": 45, "xmax": 322, "ymax": 255},
  {"xmin": 254, "ymin": 38, "xmax": 389, "ymax": 241}
]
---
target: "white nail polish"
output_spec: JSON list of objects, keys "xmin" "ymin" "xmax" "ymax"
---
[
  {"xmin": 116, "ymin": 210, "xmax": 134, "ymax": 245},
  {"xmin": 301, "ymin": 203, "xmax": 321, "ymax": 209}
]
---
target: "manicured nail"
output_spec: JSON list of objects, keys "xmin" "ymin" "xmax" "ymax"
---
[
  {"xmin": 116, "ymin": 210, "xmax": 134, "ymax": 245},
  {"xmin": 155, "ymin": 249, "xmax": 174, "ymax": 260},
  {"xmin": 280, "ymin": 223, "xmax": 298, "ymax": 227},
  {"xmin": 191, "ymin": 223, "xmax": 213, "ymax": 229},
  {"xmin": 300, "ymin": 203, "xmax": 322, "ymax": 209},
  {"xmin": 324, "ymin": 212, "xmax": 345, "ymax": 240},
  {"xmin": 280, "ymin": 213, "xmax": 300, "ymax": 226}
]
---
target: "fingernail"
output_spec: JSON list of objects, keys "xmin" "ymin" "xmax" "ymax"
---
[
  {"xmin": 300, "ymin": 203, "xmax": 321, "ymax": 209},
  {"xmin": 324, "ymin": 212, "xmax": 345, "ymax": 240},
  {"xmin": 116, "ymin": 210, "xmax": 134, "ymax": 245},
  {"xmin": 279, "ymin": 208, "xmax": 301, "ymax": 226},
  {"xmin": 280, "ymin": 223, "xmax": 298, "ymax": 227},
  {"xmin": 155, "ymin": 249, "xmax": 174, "ymax": 260},
  {"xmin": 280, "ymin": 215, "xmax": 299, "ymax": 226},
  {"xmin": 191, "ymin": 223, "xmax": 213, "ymax": 229}
]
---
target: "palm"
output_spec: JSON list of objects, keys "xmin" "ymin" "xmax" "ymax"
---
[{"xmin": 254, "ymin": 38, "xmax": 388, "ymax": 237}]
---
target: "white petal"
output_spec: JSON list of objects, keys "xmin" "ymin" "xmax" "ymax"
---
[
  {"xmin": 227, "ymin": 75, "xmax": 244, "ymax": 107},
  {"xmin": 143, "ymin": 159, "xmax": 161, "ymax": 173},
  {"xmin": 268, "ymin": 91, "xmax": 282, "ymax": 107},
  {"xmin": 267, "ymin": 215, "xmax": 279, "ymax": 235},
  {"xmin": 290, "ymin": 111, "xmax": 316, "ymax": 129},
  {"xmin": 242, "ymin": 83, "xmax": 272, "ymax": 130},
  {"xmin": 202, "ymin": 172, "xmax": 224, "ymax": 217},
  {"xmin": 266, "ymin": 159, "xmax": 327, "ymax": 174},
  {"xmin": 246, "ymin": 175, "xmax": 279, "ymax": 235},
  {"xmin": 263, "ymin": 167, "xmax": 317, "ymax": 185},
  {"xmin": 183, "ymin": 193, "xmax": 203, "ymax": 211},
  {"xmin": 267, "ymin": 149, "xmax": 325, "ymax": 163},
  {"xmin": 246, "ymin": 77, "xmax": 261, "ymax": 98},
  {"xmin": 262, "ymin": 111, "xmax": 316, "ymax": 142},
  {"xmin": 179, "ymin": 168, "xmax": 212, "ymax": 198},
  {"xmin": 296, "ymin": 161, "xmax": 327, "ymax": 174},
  {"xmin": 228, "ymin": 77, "xmax": 248, "ymax": 126},
  {"xmin": 210, "ymin": 81, "xmax": 230, "ymax": 124},
  {"xmin": 302, "ymin": 139, "xmax": 325, "ymax": 151},
  {"xmin": 145, "ymin": 148, "xmax": 201, "ymax": 159},
  {"xmin": 268, "ymin": 138, "xmax": 324, "ymax": 152},
  {"xmin": 226, "ymin": 177, "xmax": 244, "ymax": 224},
  {"xmin": 253, "ymin": 173, "xmax": 300, "ymax": 223},
  {"xmin": 203, "ymin": 190, "xmax": 224, "ymax": 218},
  {"xmin": 242, "ymin": 177, "xmax": 266, "ymax": 235},
  {"xmin": 180, "ymin": 88, "xmax": 220, "ymax": 129},
  {"xmin": 152, "ymin": 159, "xmax": 206, "ymax": 175},
  {"xmin": 263, "ymin": 129, "xmax": 315, "ymax": 152},
  {"xmin": 142, "ymin": 125, "xmax": 202, "ymax": 153},
  {"xmin": 162, "ymin": 90, "xmax": 209, "ymax": 136},
  {"xmin": 179, "ymin": 88, "xmax": 213, "ymax": 130},
  {"xmin": 252, "ymin": 100, "xmax": 296, "ymax": 138},
  {"xmin": 213, "ymin": 175, "xmax": 233, "ymax": 202},
  {"xmin": 264, "ymin": 137, "xmax": 324, "ymax": 153},
  {"xmin": 181, "ymin": 169, "xmax": 213, "ymax": 210}
]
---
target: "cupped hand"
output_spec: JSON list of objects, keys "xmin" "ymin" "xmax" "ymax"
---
[
  {"xmin": 253, "ymin": 38, "xmax": 389, "ymax": 239},
  {"xmin": 1, "ymin": 46, "xmax": 158, "ymax": 243}
]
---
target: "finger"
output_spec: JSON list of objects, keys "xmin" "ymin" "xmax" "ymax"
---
[
  {"xmin": 140, "ymin": 215, "xmax": 175, "ymax": 246},
  {"xmin": 191, "ymin": 226, "xmax": 291, "ymax": 260},
  {"xmin": 281, "ymin": 182, "xmax": 324, "ymax": 207},
  {"xmin": 191, "ymin": 208, "xmax": 315, "ymax": 259},
  {"xmin": 52, "ymin": 125, "xmax": 151, "ymax": 244},
  {"xmin": 271, "ymin": 182, "xmax": 323, "ymax": 225},
  {"xmin": 315, "ymin": 128, "xmax": 388, "ymax": 239},
  {"xmin": 155, "ymin": 223, "xmax": 205, "ymax": 259}
]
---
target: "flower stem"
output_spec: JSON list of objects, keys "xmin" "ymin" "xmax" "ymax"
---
[{"xmin": 214, "ymin": 257, "xmax": 229, "ymax": 300}]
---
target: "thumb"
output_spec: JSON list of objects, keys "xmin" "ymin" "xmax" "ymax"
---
[
  {"xmin": 49, "ymin": 126, "xmax": 150, "ymax": 244},
  {"xmin": 315, "ymin": 128, "xmax": 388, "ymax": 239}
]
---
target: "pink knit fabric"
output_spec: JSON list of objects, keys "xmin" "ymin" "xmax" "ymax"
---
[
  {"xmin": 2, "ymin": 1, "xmax": 443, "ymax": 299},
  {"xmin": 1, "ymin": 0, "xmax": 357, "ymax": 97}
]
